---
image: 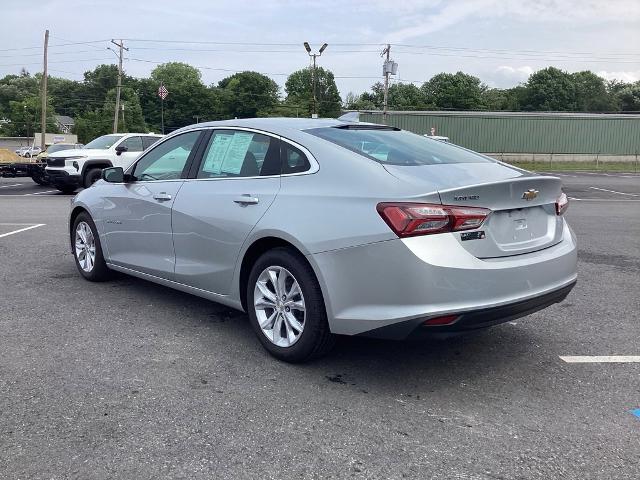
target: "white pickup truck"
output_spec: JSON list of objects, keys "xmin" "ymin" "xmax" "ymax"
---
[{"xmin": 45, "ymin": 133, "xmax": 163, "ymax": 193}]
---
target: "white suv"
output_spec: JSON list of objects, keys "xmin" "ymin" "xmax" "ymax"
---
[{"xmin": 45, "ymin": 133, "xmax": 163, "ymax": 193}]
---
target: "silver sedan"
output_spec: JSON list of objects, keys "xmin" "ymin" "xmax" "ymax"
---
[{"xmin": 69, "ymin": 118, "xmax": 577, "ymax": 362}]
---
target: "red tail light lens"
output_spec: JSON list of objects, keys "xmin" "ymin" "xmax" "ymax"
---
[
  {"xmin": 423, "ymin": 314, "xmax": 459, "ymax": 326},
  {"xmin": 556, "ymin": 192, "xmax": 569, "ymax": 215},
  {"xmin": 377, "ymin": 202, "xmax": 490, "ymax": 237}
]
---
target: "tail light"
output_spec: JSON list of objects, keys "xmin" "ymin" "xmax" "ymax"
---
[
  {"xmin": 556, "ymin": 192, "xmax": 569, "ymax": 215},
  {"xmin": 377, "ymin": 202, "xmax": 490, "ymax": 237}
]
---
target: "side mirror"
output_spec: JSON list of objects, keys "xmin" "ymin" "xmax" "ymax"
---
[
  {"xmin": 102, "ymin": 166, "xmax": 124, "ymax": 183},
  {"xmin": 115, "ymin": 145, "xmax": 128, "ymax": 155}
]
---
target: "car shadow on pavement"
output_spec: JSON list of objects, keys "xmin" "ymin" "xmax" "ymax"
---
[{"xmin": 100, "ymin": 272, "xmax": 547, "ymax": 392}]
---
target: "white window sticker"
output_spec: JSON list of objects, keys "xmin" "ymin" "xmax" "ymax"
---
[
  {"xmin": 202, "ymin": 134, "xmax": 232, "ymax": 174},
  {"xmin": 202, "ymin": 132, "xmax": 255, "ymax": 175},
  {"xmin": 221, "ymin": 133, "xmax": 254, "ymax": 174}
]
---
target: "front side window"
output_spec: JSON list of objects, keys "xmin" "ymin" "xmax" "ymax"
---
[
  {"xmin": 84, "ymin": 134, "xmax": 124, "ymax": 150},
  {"xmin": 196, "ymin": 130, "xmax": 280, "ymax": 179},
  {"xmin": 132, "ymin": 131, "xmax": 200, "ymax": 181},
  {"xmin": 119, "ymin": 136, "xmax": 143, "ymax": 153},
  {"xmin": 306, "ymin": 126, "xmax": 491, "ymax": 166}
]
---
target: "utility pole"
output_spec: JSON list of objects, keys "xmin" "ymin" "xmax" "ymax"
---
[
  {"xmin": 303, "ymin": 42, "xmax": 328, "ymax": 118},
  {"xmin": 111, "ymin": 39, "xmax": 128, "ymax": 133},
  {"xmin": 40, "ymin": 29, "xmax": 49, "ymax": 150},
  {"xmin": 382, "ymin": 44, "xmax": 390, "ymax": 121},
  {"xmin": 381, "ymin": 44, "xmax": 398, "ymax": 122}
]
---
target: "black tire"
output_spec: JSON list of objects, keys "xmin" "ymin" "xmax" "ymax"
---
[
  {"xmin": 71, "ymin": 212, "xmax": 111, "ymax": 281},
  {"xmin": 246, "ymin": 247, "xmax": 334, "ymax": 363},
  {"xmin": 83, "ymin": 168, "xmax": 102, "ymax": 188},
  {"xmin": 56, "ymin": 186, "xmax": 76, "ymax": 194},
  {"xmin": 31, "ymin": 175, "xmax": 49, "ymax": 186}
]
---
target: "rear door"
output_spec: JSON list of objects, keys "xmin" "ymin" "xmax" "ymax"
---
[
  {"xmin": 100, "ymin": 130, "xmax": 204, "ymax": 278},
  {"xmin": 172, "ymin": 128, "xmax": 281, "ymax": 294}
]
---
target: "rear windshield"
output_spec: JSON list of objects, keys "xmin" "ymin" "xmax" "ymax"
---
[{"xmin": 306, "ymin": 126, "xmax": 491, "ymax": 166}]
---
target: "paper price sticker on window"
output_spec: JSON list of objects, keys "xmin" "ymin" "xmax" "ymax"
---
[{"xmin": 202, "ymin": 132, "xmax": 255, "ymax": 175}]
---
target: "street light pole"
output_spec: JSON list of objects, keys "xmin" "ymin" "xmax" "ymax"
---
[{"xmin": 303, "ymin": 42, "xmax": 328, "ymax": 118}]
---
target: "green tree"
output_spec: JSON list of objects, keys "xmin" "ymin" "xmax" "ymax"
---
[
  {"xmin": 285, "ymin": 67, "xmax": 342, "ymax": 117},
  {"xmin": 135, "ymin": 62, "xmax": 219, "ymax": 131},
  {"xmin": 218, "ymin": 71, "xmax": 279, "ymax": 118},
  {"xmin": 74, "ymin": 109, "xmax": 111, "ymax": 144},
  {"xmin": 571, "ymin": 71, "xmax": 615, "ymax": 112},
  {"xmin": 618, "ymin": 81, "xmax": 640, "ymax": 111},
  {"xmin": 2, "ymin": 95, "xmax": 58, "ymax": 137},
  {"xmin": 482, "ymin": 88, "xmax": 510, "ymax": 110},
  {"xmin": 421, "ymin": 72, "xmax": 487, "ymax": 110},
  {"xmin": 523, "ymin": 67, "xmax": 576, "ymax": 111},
  {"xmin": 387, "ymin": 83, "xmax": 428, "ymax": 110},
  {"xmin": 48, "ymin": 76, "xmax": 92, "ymax": 119},
  {"xmin": 103, "ymin": 86, "xmax": 147, "ymax": 133}
]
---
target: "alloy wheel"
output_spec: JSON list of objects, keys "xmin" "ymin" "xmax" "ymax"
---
[
  {"xmin": 253, "ymin": 266, "xmax": 306, "ymax": 347},
  {"xmin": 75, "ymin": 221, "xmax": 96, "ymax": 272}
]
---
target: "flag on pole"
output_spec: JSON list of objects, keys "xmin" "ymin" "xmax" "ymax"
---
[{"xmin": 158, "ymin": 84, "xmax": 169, "ymax": 100}]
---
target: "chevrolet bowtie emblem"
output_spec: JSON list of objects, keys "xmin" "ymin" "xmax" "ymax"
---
[{"xmin": 522, "ymin": 189, "xmax": 539, "ymax": 201}]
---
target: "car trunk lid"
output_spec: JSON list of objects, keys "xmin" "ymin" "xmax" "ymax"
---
[{"xmin": 384, "ymin": 163, "xmax": 565, "ymax": 258}]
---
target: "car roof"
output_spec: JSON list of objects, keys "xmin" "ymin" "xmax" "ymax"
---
[{"xmin": 174, "ymin": 117, "xmax": 381, "ymax": 138}]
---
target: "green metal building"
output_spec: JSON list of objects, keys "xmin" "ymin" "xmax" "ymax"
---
[{"xmin": 359, "ymin": 111, "xmax": 640, "ymax": 155}]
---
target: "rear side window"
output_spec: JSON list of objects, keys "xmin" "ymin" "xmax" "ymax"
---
[
  {"xmin": 281, "ymin": 142, "xmax": 311, "ymax": 174},
  {"xmin": 142, "ymin": 136, "xmax": 161, "ymax": 150},
  {"xmin": 196, "ymin": 130, "xmax": 280, "ymax": 179},
  {"xmin": 306, "ymin": 126, "xmax": 491, "ymax": 166}
]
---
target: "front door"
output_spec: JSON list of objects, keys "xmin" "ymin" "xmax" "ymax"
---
[
  {"xmin": 101, "ymin": 130, "xmax": 203, "ymax": 279},
  {"xmin": 172, "ymin": 129, "xmax": 282, "ymax": 294}
]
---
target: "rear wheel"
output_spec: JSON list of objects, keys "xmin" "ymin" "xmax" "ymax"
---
[
  {"xmin": 71, "ymin": 212, "xmax": 111, "ymax": 281},
  {"xmin": 247, "ymin": 248, "xmax": 334, "ymax": 363},
  {"xmin": 83, "ymin": 168, "xmax": 102, "ymax": 188}
]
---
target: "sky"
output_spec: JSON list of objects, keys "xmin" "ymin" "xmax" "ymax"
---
[{"xmin": 1, "ymin": 0, "xmax": 639, "ymax": 98}]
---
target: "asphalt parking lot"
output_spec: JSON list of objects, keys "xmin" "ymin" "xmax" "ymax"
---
[{"xmin": 1, "ymin": 172, "xmax": 639, "ymax": 479}]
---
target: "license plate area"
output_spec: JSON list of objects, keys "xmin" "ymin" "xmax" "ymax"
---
[{"xmin": 488, "ymin": 206, "xmax": 552, "ymax": 247}]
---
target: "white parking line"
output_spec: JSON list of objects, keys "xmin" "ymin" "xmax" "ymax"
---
[
  {"xmin": 0, "ymin": 223, "xmax": 45, "ymax": 238},
  {"xmin": 568, "ymin": 197, "xmax": 640, "ymax": 202},
  {"xmin": 560, "ymin": 356, "xmax": 640, "ymax": 363},
  {"xmin": 25, "ymin": 190, "xmax": 58, "ymax": 196},
  {"xmin": 589, "ymin": 186, "xmax": 640, "ymax": 197},
  {"xmin": 0, "ymin": 183, "xmax": 22, "ymax": 188}
]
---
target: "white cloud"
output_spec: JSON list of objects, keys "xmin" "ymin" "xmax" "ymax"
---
[
  {"xmin": 384, "ymin": 0, "xmax": 640, "ymax": 42},
  {"xmin": 495, "ymin": 66, "xmax": 534, "ymax": 83},
  {"xmin": 596, "ymin": 70, "xmax": 640, "ymax": 83}
]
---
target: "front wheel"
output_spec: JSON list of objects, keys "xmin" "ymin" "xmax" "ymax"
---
[
  {"xmin": 71, "ymin": 212, "xmax": 111, "ymax": 281},
  {"xmin": 247, "ymin": 248, "xmax": 334, "ymax": 363},
  {"xmin": 31, "ymin": 174, "xmax": 49, "ymax": 186},
  {"xmin": 83, "ymin": 168, "xmax": 102, "ymax": 188}
]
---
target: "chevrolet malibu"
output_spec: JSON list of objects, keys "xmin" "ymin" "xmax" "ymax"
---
[{"xmin": 69, "ymin": 118, "xmax": 577, "ymax": 362}]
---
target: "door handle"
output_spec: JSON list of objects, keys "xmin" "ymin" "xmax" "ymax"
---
[
  {"xmin": 234, "ymin": 194, "xmax": 259, "ymax": 205},
  {"xmin": 153, "ymin": 192, "xmax": 172, "ymax": 202}
]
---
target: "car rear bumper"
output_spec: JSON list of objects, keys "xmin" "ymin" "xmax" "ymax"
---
[
  {"xmin": 361, "ymin": 280, "xmax": 576, "ymax": 339},
  {"xmin": 309, "ymin": 220, "xmax": 577, "ymax": 337}
]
